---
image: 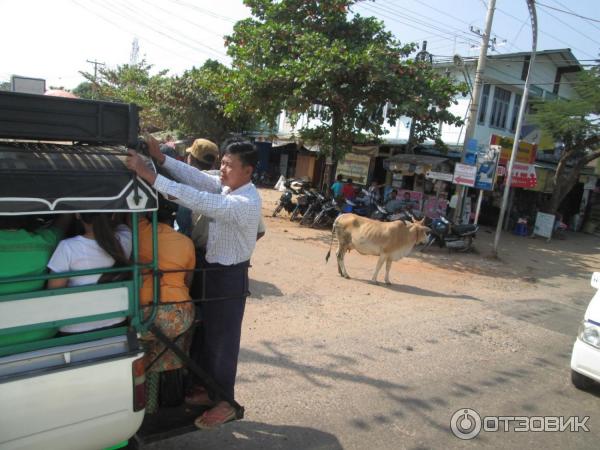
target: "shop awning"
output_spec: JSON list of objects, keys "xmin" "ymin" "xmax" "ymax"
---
[{"xmin": 384, "ymin": 154, "xmax": 449, "ymax": 172}]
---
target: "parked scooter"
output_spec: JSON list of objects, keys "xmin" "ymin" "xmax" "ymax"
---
[
  {"xmin": 422, "ymin": 216, "xmax": 479, "ymax": 252},
  {"xmin": 272, "ymin": 180, "xmax": 304, "ymax": 217}
]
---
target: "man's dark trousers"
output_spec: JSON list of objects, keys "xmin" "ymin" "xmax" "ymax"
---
[{"xmin": 193, "ymin": 258, "xmax": 249, "ymax": 401}]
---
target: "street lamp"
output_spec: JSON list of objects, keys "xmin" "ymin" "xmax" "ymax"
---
[{"xmin": 493, "ymin": 0, "xmax": 538, "ymax": 255}]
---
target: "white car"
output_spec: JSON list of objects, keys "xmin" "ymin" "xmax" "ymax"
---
[{"xmin": 571, "ymin": 272, "xmax": 600, "ymax": 390}]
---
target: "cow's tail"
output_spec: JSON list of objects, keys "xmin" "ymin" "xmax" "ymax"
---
[{"xmin": 325, "ymin": 217, "xmax": 339, "ymax": 263}]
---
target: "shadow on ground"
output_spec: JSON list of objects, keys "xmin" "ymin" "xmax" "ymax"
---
[
  {"xmin": 249, "ymin": 279, "xmax": 284, "ymax": 299},
  {"xmin": 150, "ymin": 421, "xmax": 343, "ymax": 450}
]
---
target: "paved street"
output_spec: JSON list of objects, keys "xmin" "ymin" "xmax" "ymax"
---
[{"xmin": 151, "ymin": 188, "xmax": 600, "ymax": 450}]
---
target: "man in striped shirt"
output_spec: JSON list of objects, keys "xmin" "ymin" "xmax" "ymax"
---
[{"xmin": 127, "ymin": 136, "xmax": 261, "ymax": 429}]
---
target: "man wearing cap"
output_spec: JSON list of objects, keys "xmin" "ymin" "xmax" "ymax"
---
[
  {"xmin": 126, "ymin": 135, "xmax": 261, "ymax": 429},
  {"xmin": 174, "ymin": 139, "xmax": 220, "ymax": 236}
]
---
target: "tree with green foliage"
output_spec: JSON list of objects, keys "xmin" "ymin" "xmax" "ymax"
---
[
  {"xmin": 72, "ymin": 81, "xmax": 95, "ymax": 99},
  {"xmin": 80, "ymin": 60, "xmax": 169, "ymax": 131},
  {"xmin": 155, "ymin": 60, "xmax": 260, "ymax": 143},
  {"xmin": 532, "ymin": 66, "xmax": 600, "ymax": 214},
  {"xmin": 223, "ymin": 0, "xmax": 465, "ymax": 170}
]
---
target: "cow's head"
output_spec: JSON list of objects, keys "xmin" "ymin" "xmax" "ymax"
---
[{"xmin": 412, "ymin": 218, "xmax": 431, "ymax": 245}]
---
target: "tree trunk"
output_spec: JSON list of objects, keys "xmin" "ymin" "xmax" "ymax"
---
[{"xmin": 545, "ymin": 160, "xmax": 585, "ymax": 214}]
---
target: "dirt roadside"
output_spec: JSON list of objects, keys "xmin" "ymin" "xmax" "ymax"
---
[{"xmin": 153, "ymin": 187, "xmax": 600, "ymax": 450}]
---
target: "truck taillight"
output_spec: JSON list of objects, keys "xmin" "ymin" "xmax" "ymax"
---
[{"xmin": 132, "ymin": 356, "xmax": 146, "ymax": 412}]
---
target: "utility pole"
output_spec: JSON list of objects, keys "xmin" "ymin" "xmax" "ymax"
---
[
  {"xmin": 493, "ymin": 0, "xmax": 538, "ymax": 255},
  {"xmin": 454, "ymin": 0, "xmax": 496, "ymax": 223},
  {"xmin": 86, "ymin": 59, "xmax": 105, "ymax": 99}
]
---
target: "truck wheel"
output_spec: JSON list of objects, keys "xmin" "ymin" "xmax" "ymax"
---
[{"xmin": 571, "ymin": 369, "xmax": 596, "ymax": 391}]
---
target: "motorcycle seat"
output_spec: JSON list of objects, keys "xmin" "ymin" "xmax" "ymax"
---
[{"xmin": 453, "ymin": 224, "xmax": 479, "ymax": 234}]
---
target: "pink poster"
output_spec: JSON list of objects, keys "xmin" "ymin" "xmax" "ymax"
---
[{"xmin": 423, "ymin": 196, "xmax": 449, "ymax": 219}]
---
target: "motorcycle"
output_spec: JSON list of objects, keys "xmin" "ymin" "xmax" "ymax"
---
[
  {"xmin": 421, "ymin": 216, "xmax": 479, "ymax": 252},
  {"xmin": 311, "ymin": 198, "xmax": 342, "ymax": 228},
  {"xmin": 370, "ymin": 203, "xmax": 425, "ymax": 223},
  {"xmin": 290, "ymin": 188, "xmax": 318, "ymax": 222},
  {"xmin": 272, "ymin": 180, "xmax": 305, "ymax": 217},
  {"xmin": 300, "ymin": 192, "xmax": 328, "ymax": 226}
]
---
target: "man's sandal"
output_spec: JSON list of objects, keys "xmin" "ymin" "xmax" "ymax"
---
[
  {"xmin": 194, "ymin": 403, "xmax": 237, "ymax": 430},
  {"xmin": 185, "ymin": 388, "xmax": 215, "ymax": 407}
]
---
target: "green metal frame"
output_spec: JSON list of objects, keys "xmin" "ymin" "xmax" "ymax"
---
[{"xmin": 0, "ymin": 210, "xmax": 160, "ymax": 357}]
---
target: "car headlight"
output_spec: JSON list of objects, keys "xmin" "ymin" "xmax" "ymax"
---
[{"xmin": 579, "ymin": 320, "xmax": 600, "ymax": 349}]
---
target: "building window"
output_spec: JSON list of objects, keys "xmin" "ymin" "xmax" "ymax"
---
[
  {"xmin": 510, "ymin": 93, "xmax": 522, "ymax": 132},
  {"xmin": 477, "ymin": 84, "xmax": 490, "ymax": 124},
  {"xmin": 489, "ymin": 87, "xmax": 511, "ymax": 129}
]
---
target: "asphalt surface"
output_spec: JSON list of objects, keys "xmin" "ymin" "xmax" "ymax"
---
[{"xmin": 147, "ymin": 189, "xmax": 600, "ymax": 450}]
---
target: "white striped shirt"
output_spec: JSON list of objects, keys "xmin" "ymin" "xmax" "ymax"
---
[{"xmin": 153, "ymin": 156, "xmax": 261, "ymax": 266}]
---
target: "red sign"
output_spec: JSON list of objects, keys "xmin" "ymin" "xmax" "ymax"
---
[{"xmin": 498, "ymin": 163, "xmax": 537, "ymax": 188}]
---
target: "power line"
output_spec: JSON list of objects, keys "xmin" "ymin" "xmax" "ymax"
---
[
  {"xmin": 536, "ymin": 2, "xmax": 600, "ymax": 24},
  {"xmin": 549, "ymin": 0, "xmax": 600, "ymax": 33},
  {"xmin": 100, "ymin": 0, "xmax": 227, "ymax": 60},
  {"xmin": 138, "ymin": 0, "xmax": 228, "ymax": 41},
  {"xmin": 379, "ymin": 0, "xmax": 486, "ymax": 44},
  {"xmin": 372, "ymin": 0, "xmax": 524, "ymax": 56},
  {"xmin": 495, "ymin": 6, "xmax": 597, "ymax": 59},
  {"xmin": 70, "ymin": 0, "xmax": 206, "ymax": 65},
  {"xmin": 537, "ymin": 3, "xmax": 600, "ymax": 48},
  {"xmin": 355, "ymin": 3, "xmax": 479, "ymax": 49},
  {"xmin": 169, "ymin": 0, "xmax": 237, "ymax": 23},
  {"xmin": 361, "ymin": 2, "xmax": 481, "ymax": 47}
]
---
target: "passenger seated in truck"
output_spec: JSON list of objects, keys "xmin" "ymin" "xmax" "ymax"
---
[
  {"xmin": 137, "ymin": 196, "xmax": 196, "ymax": 413},
  {"xmin": 47, "ymin": 213, "xmax": 132, "ymax": 334},
  {"xmin": 0, "ymin": 215, "xmax": 72, "ymax": 346}
]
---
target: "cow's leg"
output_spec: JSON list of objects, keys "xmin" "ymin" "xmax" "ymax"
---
[
  {"xmin": 336, "ymin": 245, "xmax": 350, "ymax": 279},
  {"xmin": 371, "ymin": 254, "xmax": 387, "ymax": 284},
  {"xmin": 384, "ymin": 258, "xmax": 393, "ymax": 285},
  {"xmin": 335, "ymin": 245, "xmax": 345, "ymax": 277}
]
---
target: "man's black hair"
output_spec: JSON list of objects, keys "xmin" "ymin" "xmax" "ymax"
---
[
  {"xmin": 346, "ymin": 178, "xmax": 353, "ymax": 183},
  {"xmin": 223, "ymin": 140, "xmax": 258, "ymax": 170},
  {"xmin": 336, "ymin": 174, "xmax": 343, "ymax": 182}
]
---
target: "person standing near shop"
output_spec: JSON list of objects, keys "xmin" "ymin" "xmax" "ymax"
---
[{"xmin": 126, "ymin": 135, "xmax": 261, "ymax": 429}]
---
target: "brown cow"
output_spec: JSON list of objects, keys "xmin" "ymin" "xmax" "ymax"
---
[{"xmin": 325, "ymin": 213, "xmax": 430, "ymax": 284}]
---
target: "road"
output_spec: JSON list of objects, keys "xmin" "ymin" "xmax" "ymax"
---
[{"xmin": 150, "ymin": 188, "xmax": 600, "ymax": 449}]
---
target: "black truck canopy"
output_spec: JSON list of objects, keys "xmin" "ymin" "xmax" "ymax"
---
[
  {"xmin": 0, "ymin": 91, "xmax": 158, "ymax": 214},
  {"xmin": 0, "ymin": 142, "xmax": 158, "ymax": 215}
]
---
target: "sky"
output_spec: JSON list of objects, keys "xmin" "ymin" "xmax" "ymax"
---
[{"xmin": 1, "ymin": 0, "xmax": 598, "ymax": 89}]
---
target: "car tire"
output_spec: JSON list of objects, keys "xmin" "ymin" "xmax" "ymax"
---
[{"xmin": 571, "ymin": 369, "xmax": 596, "ymax": 391}]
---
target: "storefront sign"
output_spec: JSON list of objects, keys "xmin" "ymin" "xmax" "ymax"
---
[
  {"xmin": 491, "ymin": 134, "xmax": 537, "ymax": 165},
  {"xmin": 510, "ymin": 163, "xmax": 537, "ymax": 188},
  {"xmin": 453, "ymin": 163, "xmax": 477, "ymax": 187},
  {"xmin": 335, "ymin": 153, "xmax": 371, "ymax": 185},
  {"xmin": 497, "ymin": 163, "xmax": 537, "ymax": 188},
  {"xmin": 534, "ymin": 212, "xmax": 555, "ymax": 239},
  {"xmin": 474, "ymin": 145, "xmax": 500, "ymax": 191},
  {"xmin": 426, "ymin": 171, "xmax": 454, "ymax": 182}
]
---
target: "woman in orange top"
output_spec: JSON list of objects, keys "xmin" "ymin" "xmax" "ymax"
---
[{"xmin": 138, "ymin": 198, "xmax": 196, "ymax": 377}]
